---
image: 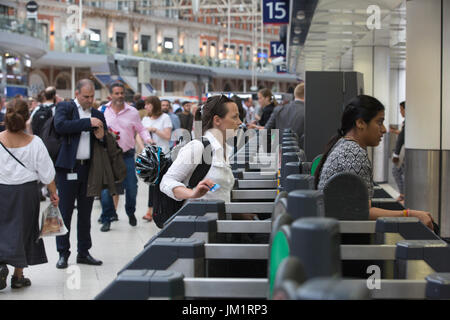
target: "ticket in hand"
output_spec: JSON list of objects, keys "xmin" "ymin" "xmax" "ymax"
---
[{"xmin": 209, "ymin": 184, "xmax": 221, "ymax": 192}]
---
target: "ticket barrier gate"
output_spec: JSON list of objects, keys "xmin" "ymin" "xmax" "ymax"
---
[{"xmin": 96, "ymin": 178, "xmax": 442, "ymax": 300}]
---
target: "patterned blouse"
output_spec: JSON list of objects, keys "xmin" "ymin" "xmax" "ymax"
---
[{"xmin": 317, "ymin": 138, "xmax": 374, "ymax": 199}]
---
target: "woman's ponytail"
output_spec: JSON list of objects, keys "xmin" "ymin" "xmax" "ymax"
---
[{"xmin": 313, "ymin": 95, "xmax": 385, "ymax": 189}]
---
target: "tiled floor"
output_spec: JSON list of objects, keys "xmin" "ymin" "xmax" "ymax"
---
[{"xmin": 0, "ymin": 179, "xmax": 159, "ymax": 300}]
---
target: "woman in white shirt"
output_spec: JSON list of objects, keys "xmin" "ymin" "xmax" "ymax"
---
[
  {"xmin": 141, "ymin": 96, "xmax": 173, "ymax": 222},
  {"xmin": 161, "ymin": 95, "xmax": 253, "ymax": 218},
  {"xmin": 0, "ymin": 99, "xmax": 59, "ymax": 290}
]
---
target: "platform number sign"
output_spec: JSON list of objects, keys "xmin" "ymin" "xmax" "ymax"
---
[
  {"xmin": 263, "ymin": 0, "xmax": 290, "ymax": 25},
  {"xmin": 277, "ymin": 64, "xmax": 288, "ymax": 74},
  {"xmin": 270, "ymin": 41, "xmax": 286, "ymax": 57}
]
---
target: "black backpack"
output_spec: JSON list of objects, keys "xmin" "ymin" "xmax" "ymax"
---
[
  {"xmin": 31, "ymin": 105, "xmax": 54, "ymax": 137},
  {"xmin": 152, "ymin": 138, "xmax": 212, "ymax": 228},
  {"xmin": 40, "ymin": 115, "xmax": 62, "ymax": 163}
]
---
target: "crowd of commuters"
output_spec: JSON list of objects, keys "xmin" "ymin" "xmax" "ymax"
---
[{"xmin": 0, "ymin": 79, "xmax": 426, "ymax": 292}]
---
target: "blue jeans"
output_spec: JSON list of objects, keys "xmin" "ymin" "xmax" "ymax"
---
[{"xmin": 100, "ymin": 152, "xmax": 137, "ymax": 223}]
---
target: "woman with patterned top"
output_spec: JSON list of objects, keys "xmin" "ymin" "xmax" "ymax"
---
[{"xmin": 314, "ymin": 95, "xmax": 434, "ymax": 230}]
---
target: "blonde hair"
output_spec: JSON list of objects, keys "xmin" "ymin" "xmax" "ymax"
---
[{"xmin": 294, "ymin": 83, "xmax": 305, "ymax": 100}]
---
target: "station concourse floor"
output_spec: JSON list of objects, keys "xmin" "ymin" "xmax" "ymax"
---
[
  {"xmin": 0, "ymin": 179, "xmax": 400, "ymax": 300},
  {"xmin": 0, "ymin": 178, "xmax": 160, "ymax": 300}
]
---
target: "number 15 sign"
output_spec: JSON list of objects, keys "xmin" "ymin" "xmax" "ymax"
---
[{"xmin": 263, "ymin": 0, "xmax": 290, "ymax": 25}]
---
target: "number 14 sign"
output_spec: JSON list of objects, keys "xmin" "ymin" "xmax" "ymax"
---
[
  {"xmin": 263, "ymin": 0, "xmax": 290, "ymax": 25},
  {"xmin": 270, "ymin": 41, "xmax": 286, "ymax": 57}
]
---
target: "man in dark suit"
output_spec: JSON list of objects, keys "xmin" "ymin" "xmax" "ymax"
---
[
  {"xmin": 264, "ymin": 83, "xmax": 305, "ymax": 147},
  {"xmin": 177, "ymin": 101, "xmax": 194, "ymax": 134},
  {"xmin": 54, "ymin": 79, "xmax": 106, "ymax": 269}
]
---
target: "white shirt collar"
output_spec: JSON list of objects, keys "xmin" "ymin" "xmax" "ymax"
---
[
  {"xmin": 74, "ymin": 99, "xmax": 91, "ymax": 113},
  {"xmin": 204, "ymin": 129, "xmax": 233, "ymax": 160}
]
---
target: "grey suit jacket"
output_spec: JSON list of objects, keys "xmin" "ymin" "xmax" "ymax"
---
[
  {"xmin": 264, "ymin": 100, "xmax": 305, "ymax": 146},
  {"xmin": 394, "ymin": 121, "xmax": 405, "ymax": 155}
]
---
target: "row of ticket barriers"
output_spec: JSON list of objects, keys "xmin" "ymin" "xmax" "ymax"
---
[{"xmin": 95, "ymin": 129, "xmax": 450, "ymax": 300}]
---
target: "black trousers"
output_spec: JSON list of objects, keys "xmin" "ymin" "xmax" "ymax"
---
[{"xmin": 55, "ymin": 163, "xmax": 94, "ymax": 257}]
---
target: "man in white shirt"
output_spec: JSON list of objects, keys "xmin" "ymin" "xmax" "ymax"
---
[
  {"xmin": 173, "ymin": 99, "xmax": 182, "ymax": 114},
  {"xmin": 30, "ymin": 87, "xmax": 64, "ymax": 137},
  {"xmin": 30, "ymin": 87, "xmax": 61, "ymax": 118},
  {"xmin": 54, "ymin": 79, "xmax": 106, "ymax": 269}
]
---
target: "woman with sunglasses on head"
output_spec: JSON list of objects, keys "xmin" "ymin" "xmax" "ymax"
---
[
  {"xmin": 248, "ymin": 88, "xmax": 277, "ymax": 130},
  {"xmin": 160, "ymin": 95, "xmax": 254, "ymax": 219},
  {"xmin": 314, "ymin": 95, "xmax": 434, "ymax": 230},
  {"xmin": 141, "ymin": 96, "xmax": 172, "ymax": 222}
]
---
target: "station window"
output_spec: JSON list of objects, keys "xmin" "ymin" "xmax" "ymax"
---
[
  {"xmin": 165, "ymin": 0, "xmax": 172, "ymax": 18},
  {"xmin": 141, "ymin": 35, "xmax": 151, "ymax": 52},
  {"xmin": 165, "ymin": 80, "xmax": 174, "ymax": 92},
  {"xmin": 56, "ymin": 75, "xmax": 70, "ymax": 90},
  {"xmin": 141, "ymin": 0, "xmax": 151, "ymax": 15},
  {"xmin": 0, "ymin": 4, "xmax": 15, "ymax": 16},
  {"xmin": 210, "ymin": 42, "xmax": 216, "ymax": 58},
  {"xmin": 230, "ymin": 44, "xmax": 235, "ymax": 56},
  {"xmin": 116, "ymin": 32, "xmax": 127, "ymax": 52},
  {"xmin": 117, "ymin": 1, "xmax": 131, "ymax": 11}
]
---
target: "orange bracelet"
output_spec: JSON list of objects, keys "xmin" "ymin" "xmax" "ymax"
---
[{"xmin": 403, "ymin": 209, "xmax": 409, "ymax": 217}]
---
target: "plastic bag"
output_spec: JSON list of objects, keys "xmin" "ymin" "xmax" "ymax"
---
[{"xmin": 38, "ymin": 204, "xmax": 68, "ymax": 239}]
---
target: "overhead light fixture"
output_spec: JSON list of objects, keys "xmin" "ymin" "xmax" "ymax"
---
[
  {"xmin": 6, "ymin": 57, "xmax": 16, "ymax": 65},
  {"xmin": 296, "ymin": 10, "xmax": 305, "ymax": 20},
  {"xmin": 294, "ymin": 26, "xmax": 302, "ymax": 35},
  {"xmin": 292, "ymin": 37, "xmax": 300, "ymax": 45}
]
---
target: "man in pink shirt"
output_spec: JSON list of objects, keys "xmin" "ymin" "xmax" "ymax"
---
[{"xmin": 99, "ymin": 83, "xmax": 152, "ymax": 232}]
